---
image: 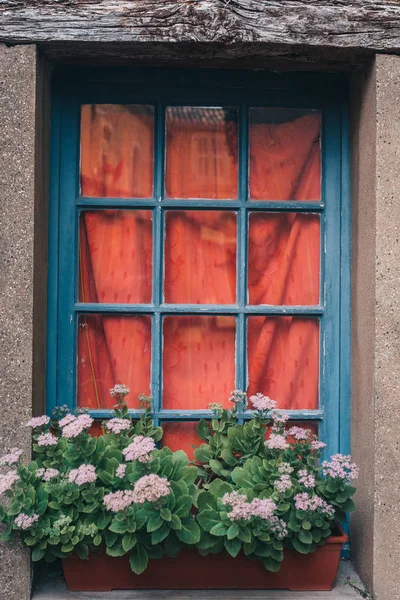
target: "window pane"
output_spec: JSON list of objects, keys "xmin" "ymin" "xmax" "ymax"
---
[
  {"xmin": 164, "ymin": 210, "xmax": 237, "ymax": 304},
  {"xmin": 247, "ymin": 316, "xmax": 319, "ymax": 410},
  {"xmin": 77, "ymin": 314, "xmax": 151, "ymax": 409},
  {"xmin": 248, "ymin": 212, "xmax": 320, "ymax": 305},
  {"xmin": 249, "ymin": 109, "xmax": 321, "ymax": 201},
  {"xmin": 81, "ymin": 104, "xmax": 154, "ymax": 198},
  {"xmin": 165, "ymin": 107, "xmax": 238, "ymax": 199},
  {"xmin": 162, "ymin": 422, "xmax": 202, "ymax": 460},
  {"xmin": 79, "ymin": 210, "xmax": 152, "ymax": 304},
  {"xmin": 163, "ymin": 316, "xmax": 236, "ymax": 409}
]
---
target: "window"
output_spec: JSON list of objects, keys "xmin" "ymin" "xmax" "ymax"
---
[{"xmin": 48, "ymin": 70, "xmax": 350, "ymax": 462}]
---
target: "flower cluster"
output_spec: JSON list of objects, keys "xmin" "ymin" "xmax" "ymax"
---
[
  {"xmin": 298, "ymin": 469, "xmax": 316, "ymax": 489},
  {"xmin": 287, "ymin": 426, "xmax": 310, "ymax": 441},
  {"xmin": 311, "ymin": 440, "xmax": 326, "ymax": 451},
  {"xmin": 250, "ymin": 393, "xmax": 277, "ymax": 412},
  {"xmin": 208, "ymin": 402, "xmax": 223, "ymax": 416},
  {"xmin": 58, "ymin": 414, "xmax": 76, "ymax": 428},
  {"xmin": 106, "ymin": 418, "xmax": 131, "ymax": 434},
  {"xmin": 138, "ymin": 394, "xmax": 152, "ymax": 411},
  {"xmin": 229, "ymin": 390, "xmax": 247, "ymax": 407},
  {"xmin": 274, "ymin": 474, "xmax": 292, "ymax": 493},
  {"xmin": 265, "ymin": 434, "xmax": 289, "ymax": 450},
  {"xmin": 109, "ymin": 384, "xmax": 130, "ymax": 398},
  {"xmin": 14, "ymin": 513, "xmax": 39, "ymax": 530},
  {"xmin": 278, "ymin": 462, "xmax": 293, "ymax": 475},
  {"xmin": 0, "ymin": 471, "xmax": 19, "ymax": 495},
  {"xmin": 116, "ymin": 464, "xmax": 127, "ymax": 478},
  {"xmin": 61, "ymin": 414, "xmax": 94, "ymax": 438},
  {"xmin": 271, "ymin": 412, "xmax": 290, "ymax": 432},
  {"xmin": 123, "ymin": 436, "xmax": 155, "ymax": 463},
  {"xmin": 27, "ymin": 416, "xmax": 50, "ymax": 429},
  {"xmin": 36, "ymin": 468, "xmax": 60, "ymax": 482},
  {"xmin": 37, "ymin": 433, "xmax": 58, "ymax": 447},
  {"xmin": 132, "ymin": 474, "xmax": 171, "ymax": 504},
  {"xmin": 322, "ymin": 454, "xmax": 359, "ymax": 482},
  {"xmin": 0, "ymin": 448, "xmax": 23, "ymax": 466},
  {"xmin": 104, "ymin": 490, "xmax": 136, "ymax": 512},
  {"xmin": 221, "ymin": 492, "xmax": 287, "ymax": 539},
  {"xmin": 294, "ymin": 493, "xmax": 335, "ymax": 517},
  {"xmin": 68, "ymin": 464, "xmax": 97, "ymax": 486}
]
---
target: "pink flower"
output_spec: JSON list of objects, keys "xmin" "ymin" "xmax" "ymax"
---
[
  {"xmin": 106, "ymin": 419, "xmax": 131, "ymax": 434},
  {"xmin": 250, "ymin": 497, "xmax": 277, "ymax": 520},
  {"xmin": 265, "ymin": 434, "xmax": 289, "ymax": 450},
  {"xmin": 222, "ymin": 492, "xmax": 252, "ymax": 521},
  {"xmin": 68, "ymin": 464, "xmax": 97, "ymax": 486},
  {"xmin": 123, "ymin": 436, "xmax": 155, "ymax": 463},
  {"xmin": 311, "ymin": 440, "xmax": 326, "ymax": 451},
  {"xmin": 27, "ymin": 416, "xmax": 50, "ymax": 428},
  {"xmin": 269, "ymin": 516, "xmax": 288, "ymax": 540},
  {"xmin": 287, "ymin": 426, "xmax": 311, "ymax": 441},
  {"xmin": 58, "ymin": 414, "xmax": 76, "ymax": 428},
  {"xmin": 229, "ymin": 390, "xmax": 247, "ymax": 405},
  {"xmin": 298, "ymin": 469, "xmax": 316, "ymax": 489},
  {"xmin": 132, "ymin": 474, "xmax": 171, "ymax": 504},
  {"xmin": 322, "ymin": 454, "xmax": 358, "ymax": 482},
  {"xmin": 271, "ymin": 412, "xmax": 290, "ymax": 433},
  {"xmin": 250, "ymin": 393, "xmax": 277, "ymax": 412},
  {"xmin": 104, "ymin": 490, "xmax": 136, "ymax": 512},
  {"xmin": 42, "ymin": 468, "xmax": 60, "ymax": 482},
  {"xmin": 222, "ymin": 492, "xmax": 285, "ymax": 537},
  {"xmin": 62, "ymin": 414, "xmax": 93, "ymax": 438},
  {"xmin": 278, "ymin": 462, "xmax": 293, "ymax": 475},
  {"xmin": 294, "ymin": 492, "xmax": 334, "ymax": 517},
  {"xmin": 109, "ymin": 384, "xmax": 130, "ymax": 398},
  {"xmin": 37, "ymin": 433, "xmax": 57, "ymax": 447},
  {"xmin": 0, "ymin": 471, "xmax": 20, "ymax": 495},
  {"xmin": 116, "ymin": 464, "xmax": 127, "ymax": 478},
  {"xmin": 14, "ymin": 513, "xmax": 39, "ymax": 530},
  {"xmin": 274, "ymin": 474, "xmax": 293, "ymax": 493},
  {"xmin": 0, "ymin": 448, "xmax": 23, "ymax": 466}
]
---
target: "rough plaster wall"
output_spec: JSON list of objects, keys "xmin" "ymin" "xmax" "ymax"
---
[
  {"xmin": 373, "ymin": 54, "xmax": 400, "ymax": 600},
  {"xmin": 350, "ymin": 62, "xmax": 377, "ymax": 594},
  {"xmin": 0, "ymin": 44, "xmax": 38, "ymax": 600}
]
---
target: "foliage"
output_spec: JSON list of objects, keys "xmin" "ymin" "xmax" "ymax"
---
[{"xmin": 0, "ymin": 389, "xmax": 357, "ymax": 576}]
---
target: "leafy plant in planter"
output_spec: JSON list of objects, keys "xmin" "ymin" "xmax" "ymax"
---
[{"xmin": 0, "ymin": 386, "xmax": 358, "ymax": 590}]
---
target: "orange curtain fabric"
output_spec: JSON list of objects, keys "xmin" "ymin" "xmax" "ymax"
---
[{"xmin": 78, "ymin": 105, "xmax": 321, "ymax": 428}]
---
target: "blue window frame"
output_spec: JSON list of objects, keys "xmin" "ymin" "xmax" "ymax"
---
[{"xmin": 47, "ymin": 69, "xmax": 350, "ymax": 465}]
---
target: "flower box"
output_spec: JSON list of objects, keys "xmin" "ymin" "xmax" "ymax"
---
[{"xmin": 62, "ymin": 524, "xmax": 348, "ymax": 592}]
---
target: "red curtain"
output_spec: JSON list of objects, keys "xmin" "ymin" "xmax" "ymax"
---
[{"xmin": 78, "ymin": 105, "xmax": 321, "ymax": 443}]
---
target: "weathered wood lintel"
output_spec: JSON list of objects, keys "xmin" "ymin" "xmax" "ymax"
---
[{"xmin": 0, "ymin": 0, "xmax": 400, "ymax": 68}]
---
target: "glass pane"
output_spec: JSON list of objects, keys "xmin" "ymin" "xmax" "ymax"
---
[
  {"xmin": 79, "ymin": 210, "xmax": 152, "ymax": 304},
  {"xmin": 81, "ymin": 104, "xmax": 154, "ymax": 198},
  {"xmin": 77, "ymin": 314, "xmax": 151, "ymax": 409},
  {"xmin": 247, "ymin": 316, "xmax": 319, "ymax": 410},
  {"xmin": 162, "ymin": 422, "xmax": 202, "ymax": 460},
  {"xmin": 164, "ymin": 210, "xmax": 237, "ymax": 304},
  {"xmin": 249, "ymin": 109, "xmax": 321, "ymax": 201},
  {"xmin": 248, "ymin": 212, "xmax": 320, "ymax": 305},
  {"xmin": 163, "ymin": 316, "xmax": 236, "ymax": 409},
  {"xmin": 165, "ymin": 107, "xmax": 238, "ymax": 199}
]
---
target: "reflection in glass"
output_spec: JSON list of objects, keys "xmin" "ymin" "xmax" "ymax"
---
[
  {"xmin": 249, "ymin": 108, "xmax": 321, "ymax": 201},
  {"xmin": 164, "ymin": 210, "xmax": 237, "ymax": 304},
  {"xmin": 165, "ymin": 107, "xmax": 238, "ymax": 199},
  {"xmin": 81, "ymin": 104, "xmax": 154, "ymax": 198},
  {"xmin": 79, "ymin": 210, "xmax": 152, "ymax": 304},
  {"xmin": 162, "ymin": 422, "xmax": 201, "ymax": 460},
  {"xmin": 77, "ymin": 314, "xmax": 151, "ymax": 409},
  {"xmin": 247, "ymin": 316, "xmax": 319, "ymax": 410},
  {"xmin": 248, "ymin": 212, "xmax": 320, "ymax": 305},
  {"xmin": 163, "ymin": 316, "xmax": 236, "ymax": 409}
]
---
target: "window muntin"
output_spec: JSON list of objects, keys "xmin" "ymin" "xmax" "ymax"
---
[{"xmin": 51, "ymin": 73, "xmax": 349, "ymax": 465}]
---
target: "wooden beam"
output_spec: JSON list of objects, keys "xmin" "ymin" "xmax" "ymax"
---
[{"xmin": 0, "ymin": 0, "xmax": 399, "ymax": 55}]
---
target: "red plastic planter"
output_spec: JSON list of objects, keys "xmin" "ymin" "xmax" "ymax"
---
[{"xmin": 63, "ymin": 525, "xmax": 348, "ymax": 592}]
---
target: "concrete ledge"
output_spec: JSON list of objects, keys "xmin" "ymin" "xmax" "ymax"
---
[{"xmin": 33, "ymin": 561, "xmax": 365, "ymax": 600}]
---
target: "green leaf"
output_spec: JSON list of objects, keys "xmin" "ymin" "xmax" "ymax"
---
[
  {"xmin": 105, "ymin": 530, "xmax": 118, "ymax": 547},
  {"xmin": 160, "ymin": 508, "xmax": 172, "ymax": 522},
  {"xmin": 263, "ymin": 557, "xmax": 281, "ymax": 572},
  {"xmin": 97, "ymin": 470, "xmax": 114, "ymax": 485},
  {"xmin": 164, "ymin": 533, "xmax": 183, "ymax": 558},
  {"xmin": 194, "ymin": 446, "xmax": 212, "ymax": 463},
  {"xmin": 109, "ymin": 520, "xmax": 127, "ymax": 534},
  {"xmin": 176, "ymin": 518, "xmax": 200, "ymax": 544},
  {"xmin": 209, "ymin": 460, "xmax": 223, "ymax": 475},
  {"xmin": 93, "ymin": 535, "xmax": 102, "ymax": 547},
  {"xmin": 224, "ymin": 537, "xmax": 241, "ymax": 558},
  {"xmin": 292, "ymin": 537, "xmax": 311, "ymax": 554},
  {"xmin": 196, "ymin": 420, "xmax": 211, "ymax": 442},
  {"xmin": 197, "ymin": 492, "xmax": 217, "ymax": 512},
  {"xmin": 175, "ymin": 495, "xmax": 192, "ymax": 518},
  {"xmin": 197, "ymin": 509, "xmax": 219, "ymax": 532},
  {"xmin": 122, "ymin": 533, "xmax": 137, "ymax": 552},
  {"xmin": 147, "ymin": 514, "xmax": 163, "ymax": 533},
  {"xmin": 209, "ymin": 523, "xmax": 229, "ymax": 537},
  {"xmin": 106, "ymin": 543, "xmax": 126, "ymax": 557},
  {"xmin": 169, "ymin": 514, "xmax": 182, "ymax": 531},
  {"xmin": 129, "ymin": 545, "xmax": 148, "ymax": 575},
  {"xmin": 75, "ymin": 543, "xmax": 89, "ymax": 560},
  {"xmin": 151, "ymin": 523, "xmax": 170, "ymax": 544},
  {"xmin": 32, "ymin": 546, "xmax": 45, "ymax": 562},
  {"xmin": 227, "ymin": 524, "xmax": 240, "ymax": 540},
  {"xmin": 302, "ymin": 521, "xmax": 312, "ymax": 530},
  {"xmin": 299, "ymin": 530, "xmax": 313, "ymax": 544}
]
